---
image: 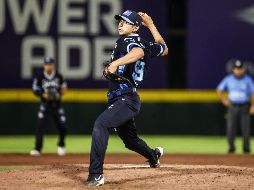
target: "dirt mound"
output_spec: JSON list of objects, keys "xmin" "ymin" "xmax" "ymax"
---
[
  {"xmin": 0, "ymin": 154, "xmax": 254, "ymax": 189},
  {"xmin": 1, "ymin": 164, "xmax": 254, "ymax": 190}
]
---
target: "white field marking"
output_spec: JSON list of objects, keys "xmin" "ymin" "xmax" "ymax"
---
[
  {"xmin": 102, "ymin": 164, "xmax": 254, "ymax": 171},
  {"xmin": 106, "ymin": 164, "xmax": 176, "ymax": 169},
  {"xmin": 68, "ymin": 164, "xmax": 254, "ymax": 171},
  {"xmin": 122, "ymin": 165, "xmax": 150, "ymax": 168}
]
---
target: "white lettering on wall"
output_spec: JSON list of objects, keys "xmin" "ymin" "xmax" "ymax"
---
[
  {"xmin": 1, "ymin": 0, "xmax": 123, "ymax": 81},
  {"xmin": 58, "ymin": 0, "xmax": 86, "ymax": 34},
  {"xmin": 59, "ymin": 38, "xmax": 91, "ymax": 79},
  {"xmin": 21, "ymin": 36, "xmax": 55, "ymax": 78},
  {"xmin": 89, "ymin": 0, "xmax": 121, "ymax": 35},
  {"xmin": 0, "ymin": 0, "xmax": 5, "ymax": 33},
  {"xmin": 94, "ymin": 37, "xmax": 117, "ymax": 79},
  {"xmin": 7, "ymin": 0, "xmax": 56, "ymax": 34}
]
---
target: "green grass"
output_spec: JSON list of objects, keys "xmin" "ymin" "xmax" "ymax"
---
[
  {"xmin": 0, "ymin": 166, "xmax": 32, "ymax": 171},
  {"xmin": 0, "ymin": 135, "xmax": 253, "ymax": 154}
]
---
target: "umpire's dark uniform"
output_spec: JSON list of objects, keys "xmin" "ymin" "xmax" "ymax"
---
[
  {"xmin": 31, "ymin": 57, "xmax": 67, "ymax": 154},
  {"xmin": 217, "ymin": 60, "xmax": 254, "ymax": 153},
  {"xmin": 89, "ymin": 35, "xmax": 166, "ymax": 174}
]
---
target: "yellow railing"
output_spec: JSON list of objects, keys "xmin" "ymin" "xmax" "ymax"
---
[{"xmin": 0, "ymin": 89, "xmax": 219, "ymax": 103}]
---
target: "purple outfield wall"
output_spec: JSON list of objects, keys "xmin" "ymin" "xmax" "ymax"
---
[{"xmin": 187, "ymin": 0, "xmax": 254, "ymax": 89}]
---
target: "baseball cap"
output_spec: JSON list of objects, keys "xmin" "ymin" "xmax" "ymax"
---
[
  {"xmin": 115, "ymin": 10, "xmax": 142, "ymax": 27},
  {"xmin": 233, "ymin": 60, "xmax": 243, "ymax": 68},
  {"xmin": 44, "ymin": 56, "xmax": 55, "ymax": 64}
]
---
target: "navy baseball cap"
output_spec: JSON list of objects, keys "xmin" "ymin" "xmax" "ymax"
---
[
  {"xmin": 44, "ymin": 56, "xmax": 55, "ymax": 64},
  {"xmin": 233, "ymin": 60, "xmax": 243, "ymax": 68},
  {"xmin": 115, "ymin": 10, "xmax": 142, "ymax": 27}
]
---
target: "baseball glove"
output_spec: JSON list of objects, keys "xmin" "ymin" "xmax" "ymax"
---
[
  {"xmin": 103, "ymin": 65, "xmax": 132, "ymax": 86},
  {"xmin": 47, "ymin": 88, "xmax": 60, "ymax": 101}
]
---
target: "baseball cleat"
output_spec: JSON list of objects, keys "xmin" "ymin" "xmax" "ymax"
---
[
  {"xmin": 149, "ymin": 147, "xmax": 164, "ymax": 168},
  {"xmin": 30, "ymin": 149, "xmax": 41, "ymax": 156},
  {"xmin": 85, "ymin": 174, "xmax": 104, "ymax": 186},
  {"xmin": 57, "ymin": 146, "xmax": 66, "ymax": 156}
]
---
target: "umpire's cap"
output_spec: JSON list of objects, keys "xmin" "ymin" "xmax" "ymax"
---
[
  {"xmin": 44, "ymin": 56, "xmax": 55, "ymax": 64},
  {"xmin": 233, "ymin": 59, "xmax": 243, "ymax": 68},
  {"xmin": 115, "ymin": 10, "xmax": 142, "ymax": 27}
]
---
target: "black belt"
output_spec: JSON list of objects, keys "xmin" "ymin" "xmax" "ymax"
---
[
  {"xmin": 107, "ymin": 88, "xmax": 137, "ymax": 100},
  {"xmin": 232, "ymin": 103, "xmax": 249, "ymax": 106}
]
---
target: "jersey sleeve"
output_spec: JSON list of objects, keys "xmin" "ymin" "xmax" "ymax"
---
[
  {"xmin": 217, "ymin": 77, "xmax": 228, "ymax": 91},
  {"xmin": 148, "ymin": 42, "xmax": 166, "ymax": 58},
  {"xmin": 32, "ymin": 77, "xmax": 43, "ymax": 97}
]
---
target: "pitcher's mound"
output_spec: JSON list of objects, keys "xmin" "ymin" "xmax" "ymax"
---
[{"xmin": 1, "ymin": 164, "xmax": 254, "ymax": 190}]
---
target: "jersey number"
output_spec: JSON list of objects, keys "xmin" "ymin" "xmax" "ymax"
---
[{"xmin": 132, "ymin": 61, "xmax": 145, "ymax": 82}]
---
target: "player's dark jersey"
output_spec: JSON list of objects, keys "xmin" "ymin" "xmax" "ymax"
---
[
  {"xmin": 32, "ymin": 71, "xmax": 67, "ymax": 102},
  {"xmin": 109, "ymin": 34, "xmax": 166, "ymax": 92}
]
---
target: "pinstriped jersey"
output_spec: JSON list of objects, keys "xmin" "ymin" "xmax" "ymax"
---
[{"xmin": 109, "ymin": 34, "xmax": 166, "ymax": 91}]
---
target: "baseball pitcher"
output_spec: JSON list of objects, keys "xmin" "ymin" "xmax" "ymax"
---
[{"xmin": 85, "ymin": 10, "xmax": 168, "ymax": 186}]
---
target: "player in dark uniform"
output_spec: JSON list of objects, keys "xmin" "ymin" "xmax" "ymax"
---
[
  {"xmin": 85, "ymin": 10, "xmax": 168, "ymax": 186},
  {"xmin": 30, "ymin": 57, "xmax": 68, "ymax": 156}
]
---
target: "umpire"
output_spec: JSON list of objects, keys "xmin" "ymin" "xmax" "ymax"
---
[
  {"xmin": 30, "ymin": 57, "xmax": 68, "ymax": 156},
  {"xmin": 217, "ymin": 59, "xmax": 254, "ymax": 154}
]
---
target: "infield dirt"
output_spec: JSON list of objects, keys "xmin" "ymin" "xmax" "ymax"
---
[{"xmin": 0, "ymin": 154, "xmax": 254, "ymax": 190}]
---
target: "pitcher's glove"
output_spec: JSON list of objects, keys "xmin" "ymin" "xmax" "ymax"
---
[
  {"xmin": 47, "ymin": 89, "xmax": 60, "ymax": 101},
  {"xmin": 103, "ymin": 65, "xmax": 132, "ymax": 85}
]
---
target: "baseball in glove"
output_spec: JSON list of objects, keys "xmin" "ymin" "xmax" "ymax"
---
[
  {"xmin": 46, "ymin": 88, "xmax": 60, "ymax": 101},
  {"xmin": 103, "ymin": 64, "xmax": 133, "ymax": 86}
]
